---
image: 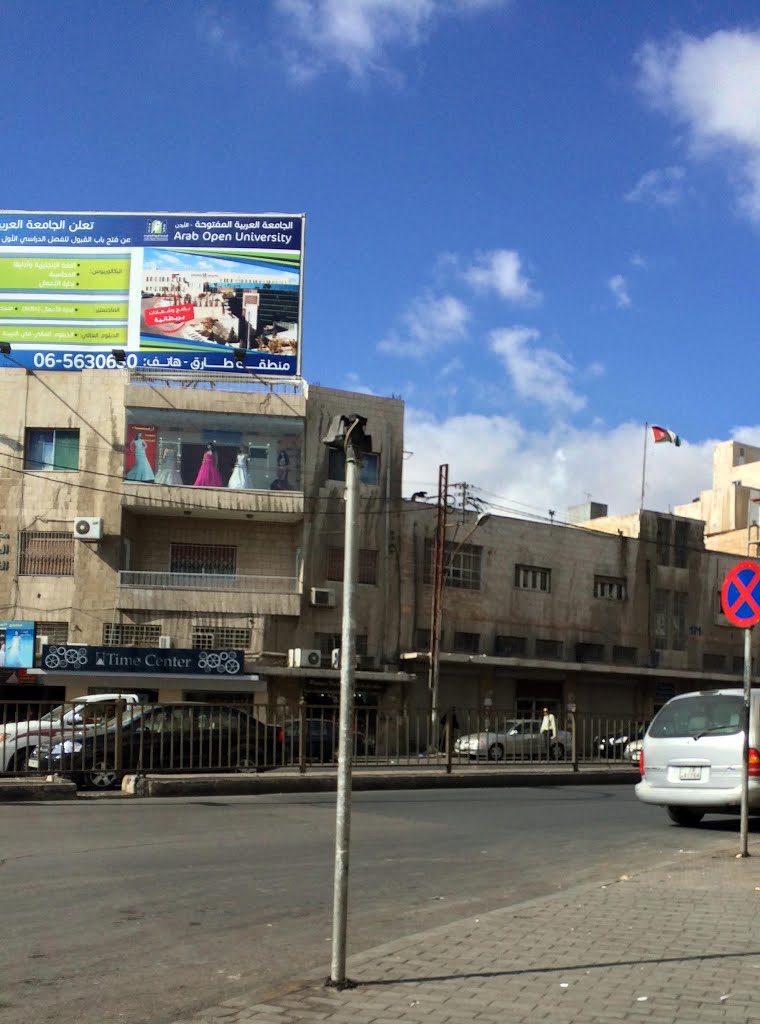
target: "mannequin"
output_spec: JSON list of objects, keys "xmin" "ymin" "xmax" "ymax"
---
[
  {"xmin": 193, "ymin": 445, "xmax": 223, "ymax": 487},
  {"xmin": 227, "ymin": 447, "xmax": 252, "ymax": 489},
  {"xmin": 154, "ymin": 446, "xmax": 183, "ymax": 486}
]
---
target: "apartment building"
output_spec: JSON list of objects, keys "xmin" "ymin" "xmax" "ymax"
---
[{"xmin": 0, "ymin": 366, "xmax": 412, "ymax": 710}]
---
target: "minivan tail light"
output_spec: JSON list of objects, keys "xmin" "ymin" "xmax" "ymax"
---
[
  {"xmin": 748, "ymin": 748, "xmax": 760, "ymax": 777},
  {"xmin": 639, "ymin": 748, "xmax": 645, "ymax": 777}
]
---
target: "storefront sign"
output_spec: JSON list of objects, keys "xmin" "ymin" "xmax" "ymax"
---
[{"xmin": 41, "ymin": 645, "xmax": 243, "ymax": 675}]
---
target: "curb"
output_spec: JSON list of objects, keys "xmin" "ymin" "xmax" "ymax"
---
[
  {"xmin": 0, "ymin": 776, "xmax": 78, "ymax": 800},
  {"xmin": 124, "ymin": 767, "xmax": 638, "ymax": 798}
]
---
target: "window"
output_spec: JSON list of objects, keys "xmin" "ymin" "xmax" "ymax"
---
[
  {"xmin": 328, "ymin": 448, "xmax": 380, "ymax": 485},
  {"xmin": 19, "ymin": 532, "xmax": 74, "ymax": 575},
  {"xmin": 192, "ymin": 626, "xmax": 251, "ymax": 650},
  {"xmin": 102, "ymin": 624, "xmax": 162, "ymax": 647},
  {"xmin": 34, "ymin": 621, "xmax": 69, "ymax": 644},
  {"xmin": 703, "ymin": 652, "xmax": 727, "ymax": 673},
  {"xmin": 654, "ymin": 588, "xmax": 668, "ymax": 650},
  {"xmin": 612, "ymin": 645, "xmax": 638, "ymax": 666},
  {"xmin": 535, "ymin": 638, "xmax": 563, "ymax": 659},
  {"xmin": 655, "ymin": 589, "xmax": 688, "ymax": 651},
  {"xmin": 672, "ymin": 591, "xmax": 688, "ymax": 651},
  {"xmin": 514, "ymin": 564, "xmax": 551, "ymax": 592},
  {"xmin": 656, "ymin": 517, "xmax": 670, "ymax": 566},
  {"xmin": 415, "ymin": 628, "xmax": 431, "ymax": 651},
  {"xmin": 593, "ymin": 575, "xmax": 626, "ymax": 600},
  {"xmin": 494, "ymin": 635, "xmax": 526, "ymax": 656},
  {"xmin": 453, "ymin": 631, "xmax": 480, "ymax": 653},
  {"xmin": 170, "ymin": 544, "xmax": 236, "ymax": 575},
  {"xmin": 25, "ymin": 429, "xmax": 79, "ymax": 471},
  {"xmin": 576, "ymin": 642, "xmax": 605, "ymax": 662},
  {"xmin": 315, "ymin": 632, "xmax": 368, "ymax": 660},
  {"xmin": 423, "ymin": 539, "xmax": 483, "ymax": 590},
  {"xmin": 673, "ymin": 521, "xmax": 689, "ymax": 569},
  {"xmin": 327, "ymin": 547, "xmax": 378, "ymax": 585}
]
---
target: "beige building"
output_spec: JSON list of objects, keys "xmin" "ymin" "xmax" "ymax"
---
[
  {"xmin": 0, "ymin": 367, "xmax": 413, "ymax": 711},
  {"xmin": 1, "ymin": 371, "xmax": 754, "ymax": 724}
]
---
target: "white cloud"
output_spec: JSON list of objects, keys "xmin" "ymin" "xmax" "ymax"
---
[
  {"xmin": 608, "ymin": 274, "xmax": 631, "ymax": 308},
  {"xmin": 275, "ymin": 0, "xmax": 507, "ymax": 80},
  {"xmin": 403, "ymin": 413, "xmax": 717, "ymax": 520},
  {"xmin": 378, "ymin": 293, "xmax": 470, "ymax": 356},
  {"xmin": 636, "ymin": 29, "xmax": 760, "ymax": 219},
  {"xmin": 343, "ymin": 372, "xmax": 377, "ymax": 395},
  {"xmin": 489, "ymin": 326, "xmax": 585, "ymax": 413},
  {"xmin": 196, "ymin": 5, "xmax": 242, "ymax": 63},
  {"xmin": 625, "ymin": 166, "xmax": 686, "ymax": 206},
  {"xmin": 464, "ymin": 249, "xmax": 541, "ymax": 305}
]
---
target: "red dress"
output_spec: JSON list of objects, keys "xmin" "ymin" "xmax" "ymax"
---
[{"xmin": 193, "ymin": 451, "xmax": 223, "ymax": 487}]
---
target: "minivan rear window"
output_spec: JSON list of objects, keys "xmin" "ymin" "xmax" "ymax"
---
[{"xmin": 648, "ymin": 694, "xmax": 743, "ymax": 739}]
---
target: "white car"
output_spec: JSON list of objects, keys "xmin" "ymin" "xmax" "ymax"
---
[{"xmin": 0, "ymin": 693, "xmax": 141, "ymax": 771}]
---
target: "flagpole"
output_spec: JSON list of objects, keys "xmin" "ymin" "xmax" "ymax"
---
[{"xmin": 639, "ymin": 422, "xmax": 648, "ymax": 512}]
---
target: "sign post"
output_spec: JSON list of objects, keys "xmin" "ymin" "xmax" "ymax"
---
[{"xmin": 720, "ymin": 560, "xmax": 760, "ymax": 857}]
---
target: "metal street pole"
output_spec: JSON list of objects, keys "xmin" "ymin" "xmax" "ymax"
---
[
  {"xmin": 329, "ymin": 424, "xmax": 361, "ymax": 987},
  {"xmin": 428, "ymin": 464, "xmax": 448, "ymax": 748},
  {"xmin": 740, "ymin": 624, "xmax": 752, "ymax": 857}
]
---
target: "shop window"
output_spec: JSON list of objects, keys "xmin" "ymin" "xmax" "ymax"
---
[
  {"xmin": 327, "ymin": 547, "xmax": 378, "ymax": 584},
  {"xmin": 170, "ymin": 544, "xmax": 236, "ymax": 576},
  {"xmin": 328, "ymin": 448, "xmax": 380, "ymax": 486},
  {"xmin": 19, "ymin": 532, "xmax": 74, "ymax": 576},
  {"xmin": 25, "ymin": 429, "xmax": 79, "ymax": 471}
]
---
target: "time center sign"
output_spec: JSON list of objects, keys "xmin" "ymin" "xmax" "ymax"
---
[{"xmin": 41, "ymin": 645, "xmax": 243, "ymax": 675}]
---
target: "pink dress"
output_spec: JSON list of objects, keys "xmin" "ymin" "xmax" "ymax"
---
[{"xmin": 193, "ymin": 450, "xmax": 223, "ymax": 487}]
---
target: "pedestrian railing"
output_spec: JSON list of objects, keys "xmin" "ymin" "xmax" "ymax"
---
[{"xmin": 1, "ymin": 699, "xmax": 646, "ymax": 787}]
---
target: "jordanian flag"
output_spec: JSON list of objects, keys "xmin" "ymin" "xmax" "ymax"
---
[{"xmin": 651, "ymin": 425, "xmax": 681, "ymax": 446}]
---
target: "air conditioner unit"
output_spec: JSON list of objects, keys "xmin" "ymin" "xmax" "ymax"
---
[
  {"xmin": 34, "ymin": 635, "xmax": 49, "ymax": 658},
  {"xmin": 310, "ymin": 587, "xmax": 336, "ymax": 608},
  {"xmin": 331, "ymin": 648, "xmax": 361, "ymax": 670},
  {"xmin": 288, "ymin": 648, "xmax": 322, "ymax": 669},
  {"xmin": 73, "ymin": 516, "xmax": 103, "ymax": 541},
  {"xmin": 158, "ymin": 635, "xmax": 172, "ymax": 649}
]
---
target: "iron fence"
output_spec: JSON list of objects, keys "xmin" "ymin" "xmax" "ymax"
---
[{"xmin": 1, "ymin": 699, "xmax": 646, "ymax": 788}]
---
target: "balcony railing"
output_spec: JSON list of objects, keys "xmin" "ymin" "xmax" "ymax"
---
[{"xmin": 118, "ymin": 571, "xmax": 299, "ymax": 594}]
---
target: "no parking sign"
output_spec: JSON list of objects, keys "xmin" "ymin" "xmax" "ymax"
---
[{"xmin": 721, "ymin": 561, "xmax": 760, "ymax": 628}]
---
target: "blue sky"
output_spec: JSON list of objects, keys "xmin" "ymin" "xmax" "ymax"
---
[{"xmin": 4, "ymin": 0, "xmax": 760, "ymax": 521}]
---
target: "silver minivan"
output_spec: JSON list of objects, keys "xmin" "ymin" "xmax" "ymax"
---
[{"xmin": 635, "ymin": 688, "xmax": 760, "ymax": 826}]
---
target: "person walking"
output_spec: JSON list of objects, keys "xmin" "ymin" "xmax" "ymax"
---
[{"xmin": 540, "ymin": 706, "xmax": 557, "ymax": 759}]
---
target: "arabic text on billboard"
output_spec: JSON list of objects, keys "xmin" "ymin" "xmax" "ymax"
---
[{"xmin": 0, "ymin": 212, "xmax": 303, "ymax": 376}]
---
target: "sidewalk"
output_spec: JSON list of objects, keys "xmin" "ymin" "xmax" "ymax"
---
[{"xmin": 178, "ymin": 842, "xmax": 760, "ymax": 1024}]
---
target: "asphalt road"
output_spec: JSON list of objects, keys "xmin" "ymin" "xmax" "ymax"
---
[{"xmin": 2, "ymin": 785, "xmax": 749, "ymax": 1024}]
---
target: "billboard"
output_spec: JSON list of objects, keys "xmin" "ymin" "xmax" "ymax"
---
[
  {"xmin": 0, "ymin": 620, "xmax": 35, "ymax": 669},
  {"xmin": 0, "ymin": 211, "xmax": 304, "ymax": 376}
]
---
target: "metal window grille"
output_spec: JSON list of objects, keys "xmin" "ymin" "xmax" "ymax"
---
[
  {"xmin": 453, "ymin": 631, "xmax": 480, "ymax": 653},
  {"xmin": 703, "ymin": 652, "xmax": 726, "ymax": 672},
  {"xmin": 169, "ymin": 543, "xmax": 236, "ymax": 575},
  {"xmin": 576, "ymin": 642, "xmax": 605, "ymax": 662},
  {"xmin": 19, "ymin": 532, "xmax": 74, "ymax": 575},
  {"xmin": 654, "ymin": 588, "xmax": 668, "ymax": 650},
  {"xmin": 34, "ymin": 621, "xmax": 69, "ymax": 643},
  {"xmin": 673, "ymin": 521, "xmax": 689, "ymax": 568},
  {"xmin": 535, "ymin": 638, "xmax": 563, "ymax": 659},
  {"xmin": 593, "ymin": 575, "xmax": 626, "ymax": 600},
  {"xmin": 415, "ymin": 628, "xmax": 431, "ymax": 650},
  {"xmin": 422, "ymin": 539, "xmax": 482, "ymax": 590},
  {"xmin": 315, "ymin": 632, "xmax": 368, "ymax": 659},
  {"xmin": 102, "ymin": 624, "xmax": 162, "ymax": 647},
  {"xmin": 494, "ymin": 635, "xmax": 526, "ymax": 656},
  {"xmin": 672, "ymin": 591, "xmax": 688, "ymax": 651},
  {"xmin": 326, "ymin": 547, "xmax": 378, "ymax": 584},
  {"xmin": 192, "ymin": 626, "xmax": 251, "ymax": 649},
  {"xmin": 514, "ymin": 564, "xmax": 551, "ymax": 592},
  {"xmin": 612, "ymin": 645, "xmax": 638, "ymax": 666},
  {"xmin": 656, "ymin": 517, "xmax": 671, "ymax": 566}
]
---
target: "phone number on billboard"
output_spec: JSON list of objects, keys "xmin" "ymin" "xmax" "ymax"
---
[{"xmin": 32, "ymin": 351, "xmax": 138, "ymax": 370}]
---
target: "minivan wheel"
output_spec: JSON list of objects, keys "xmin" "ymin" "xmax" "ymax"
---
[{"xmin": 666, "ymin": 806, "xmax": 705, "ymax": 827}]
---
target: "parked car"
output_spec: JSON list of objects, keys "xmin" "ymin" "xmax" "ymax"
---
[
  {"xmin": 28, "ymin": 703, "xmax": 282, "ymax": 789},
  {"xmin": 280, "ymin": 717, "xmax": 368, "ymax": 763},
  {"xmin": 623, "ymin": 737, "xmax": 643, "ymax": 764},
  {"xmin": 595, "ymin": 723, "xmax": 648, "ymax": 760},
  {"xmin": 454, "ymin": 719, "xmax": 571, "ymax": 761},
  {"xmin": 636, "ymin": 688, "xmax": 760, "ymax": 826},
  {"xmin": 0, "ymin": 693, "xmax": 142, "ymax": 771}
]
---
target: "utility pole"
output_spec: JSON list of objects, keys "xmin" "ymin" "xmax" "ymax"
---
[
  {"xmin": 428, "ymin": 464, "xmax": 449, "ymax": 747},
  {"xmin": 322, "ymin": 412, "xmax": 372, "ymax": 989}
]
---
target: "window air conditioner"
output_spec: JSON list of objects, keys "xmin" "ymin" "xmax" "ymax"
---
[
  {"xmin": 158, "ymin": 635, "xmax": 172, "ymax": 649},
  {"xmin": 310, "ymin": 587, "xmax": 336, "ymax": 608},
  {"xmin": 73, "ymin": 516, "xmax": 103, "ymax": 541},
  {"xmin": 288, "ymin": 648, "xmax": 322, "ymax": 669}
]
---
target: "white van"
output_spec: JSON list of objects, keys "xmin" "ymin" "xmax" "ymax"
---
[{"xmin": 635, "ymin": 688, "xmax": 760, "ymax": 826}]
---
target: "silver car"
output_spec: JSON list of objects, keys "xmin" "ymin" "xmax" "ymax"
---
[{"xmin": 454, "ymin": 719, "xmax": 570, "ymax": 761}]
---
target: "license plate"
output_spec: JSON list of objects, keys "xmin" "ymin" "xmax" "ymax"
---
[{"xmin": 679, "ymin": 766, "xmax": 702, "ymax": 781}]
